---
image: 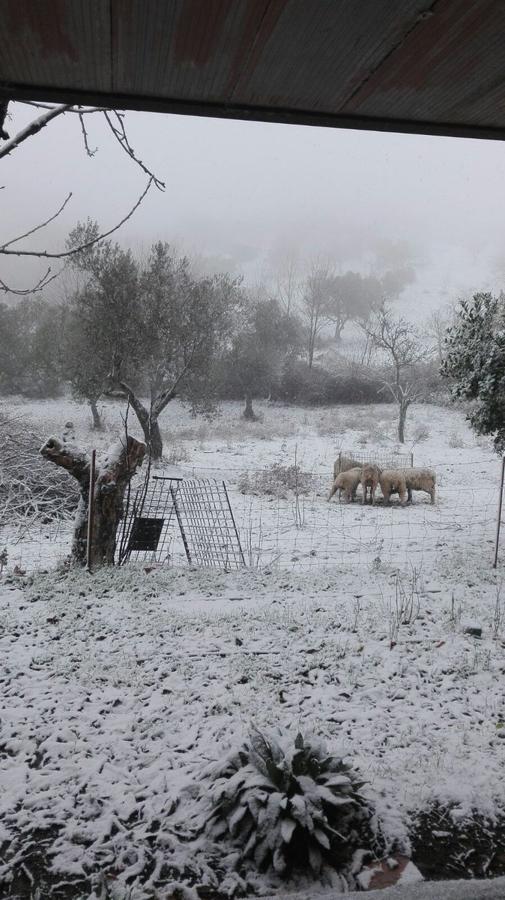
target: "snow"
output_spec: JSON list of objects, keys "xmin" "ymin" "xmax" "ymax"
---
[
  {"xmin": 1, "ymin": 396, "xmax": 505, "ymax": 894},
  {"xmin": 260, "ymin": 875, "xmax": 505, "ymax": 898}
]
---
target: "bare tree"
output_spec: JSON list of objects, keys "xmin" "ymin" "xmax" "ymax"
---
[
  {"xmin": 272, "ymin": 249, "xmax": 302, "ymax": 317},
  {"xmin": 0, "ymin": 100, "xmax": 164, "ymax": 296},
  {"xmin": 301, "ymin": 262, "xmax": 333, "ymax": 369},
  {"xmin": 365, "ymin": 307, "xmax": 428, "ymax": 443},
  {"xmin": 426, "ymin": 306, "xmax": 454, "ymax": 365}
]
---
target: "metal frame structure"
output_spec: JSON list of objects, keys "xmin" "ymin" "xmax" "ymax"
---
[{"xmin": 116, "ymin": 475, "xmax": 245, "ymax": 569}]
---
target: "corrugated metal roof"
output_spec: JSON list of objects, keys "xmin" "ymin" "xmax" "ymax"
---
[{"xmin": 1, "ymin": 0, "xmax": 505, "ymax": 139}]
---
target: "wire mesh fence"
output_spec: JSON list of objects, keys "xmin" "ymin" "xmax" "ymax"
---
[
  {"xmin": 335, "ymin": 449, "xmax": 414, "ymax": 471},
  {"xmin": 1, "ymin": 454, "xmax": 502, "ymax": 574}
]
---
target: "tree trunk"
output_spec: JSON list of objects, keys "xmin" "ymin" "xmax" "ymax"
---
[
  {"xmin": 40, "ymin": 435, "xmax": 146, "ymax": 567},
  {"xmin": 117, "ymin": 384, "xmax": 165, "ymax": 461},
  {"xmin": 308, "ymin": 335, "xmax": 315, "ymax": 369},
  {"xmin": 243, "ymin": 392, "xmax": 257, "ymax": 421},
  {"xmin": 148, "ymin": 416, "xmax": 163, "ymax": 461},
  {"xmin": 398, "ymin": 401, "xmax": 408, "ymax": 444},
  {"xmin": 89, "ymin": 399, "xmax": 103, "ymax": 430},
  {"xmin": 135, "ymin": 413, "xmax": 163, "ymax": 461}
]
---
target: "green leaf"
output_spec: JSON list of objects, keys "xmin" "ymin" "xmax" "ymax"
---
[{"xmin": 294, "ymin": 732, "xmax": 304, "ymax": 750}]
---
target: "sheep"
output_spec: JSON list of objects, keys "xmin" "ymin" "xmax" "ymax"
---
[
  {"xmin": 379, "ymin": 469, "xmax": 408, "ymax": 506},
  {"xmin": 361, "ymin": 464, "xmax": 381, "ymax": 505},
  {"xmin": 333, "ymin": 454, "xmax": 360, "ymax": 480},
  {"xmin": 404, "ymin": 467, "xmax": 436, "ymax": 504},
  {"xmin": 328, "ymin": 466, "xmax": 362, "ymax": 502}
]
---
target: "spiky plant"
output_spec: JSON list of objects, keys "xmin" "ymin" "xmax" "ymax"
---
[{"xmin": 204, "ymin": 728, "xmax": 374, "ymax": 876}]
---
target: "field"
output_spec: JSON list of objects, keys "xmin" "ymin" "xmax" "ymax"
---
[{"xmin": 1, "ymin": 397, "xmax": 505, "ymax": 897}]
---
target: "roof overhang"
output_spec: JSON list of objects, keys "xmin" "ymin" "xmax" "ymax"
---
[{"xmin": 2, "ymin": 0, "xmax": 505, "ymax": 141}]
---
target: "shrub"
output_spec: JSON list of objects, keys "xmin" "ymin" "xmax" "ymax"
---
[
  {"xmin": 448, "ymin": 430, "xmax": 465, "ymax": 449},
  {"xmin": 279, "ymin": 361, "xmax": 386, "ymax": 406},
  {"xmin": 237, "ymin": 464, "xmax": 316, "ymax": 499},
  {"xmin": 412, "ymin": 424, "xmax": 431, "ymax": 443},
  {"xmin": 203, "ymin": 728, "xmax": 375, "ymax": 877},
  {"xmin": 166, "ymin": 443, "xmax": 190, "ymax": 465}
]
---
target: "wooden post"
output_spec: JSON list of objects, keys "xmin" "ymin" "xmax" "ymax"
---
[
  {"xmin": 493, "ymin": 456, "xmax": 505, "ymax": 569},
  {"xmin": 410, "ymin": 451, "xmax": 414, "ymax": 468},
  {"xmin": 87, "ymin": 449, "xmax": 96, "ymax": 573}
]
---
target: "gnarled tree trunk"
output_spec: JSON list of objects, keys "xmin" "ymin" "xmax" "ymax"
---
[{"xmin": 40, "ymin": 435, "xmax": 146, "ymax": 567}]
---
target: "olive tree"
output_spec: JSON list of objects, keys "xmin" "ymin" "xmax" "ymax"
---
[{"xmin": 442, "ymin": 292, "xmax": 505, "ymax": 452}]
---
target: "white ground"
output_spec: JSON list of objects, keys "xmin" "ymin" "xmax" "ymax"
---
[{"xmin": 1, "ymin": 396, "xmax": 505, "ymax": 896}]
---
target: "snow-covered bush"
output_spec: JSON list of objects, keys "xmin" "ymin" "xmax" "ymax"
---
[
  {"xmin": 237, "ymin": 464, "xmax": 316, "ymax": 499},
  {"xmin": 204, "ymin": 728, "xmax": 375, "ymax": 877},
  {"xmin": 448, "ymin": 429, "xmax": 465, "ymax": 449},
  {"xmin": 413, "ymin": 423, "xmax": 431, "ymax": 443}
]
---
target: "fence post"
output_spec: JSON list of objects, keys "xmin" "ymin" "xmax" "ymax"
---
[
  {"xmin": 410, "ymin": 451, "xmax": 414, "ymax": 468},
  {"xmin": 86, "ymin": 449, "xmax": 96, "ymax": 573},
  {"xmin": 493, "ymin": 456, "xmax": 505, "ymax": 569}
]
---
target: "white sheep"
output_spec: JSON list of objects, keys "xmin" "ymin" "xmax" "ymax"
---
[
  {"xmin": 328, "ymin": 466, "xmax": 362, "ymax": 502},
  {"xmin": 361, "ymin": 464, "xmax": 381, "ymax": 505},
  {"xmin": 404, "ymin": 467, "xmax": 436, "ymax": 504},
  {"xmin": 379, "ymin": 469, "xmax": 408, "ymax": 506}
]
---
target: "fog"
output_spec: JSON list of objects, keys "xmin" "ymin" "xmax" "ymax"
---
[{"xmin": 2, "ymin": 100, "xmax": 505, "ymax": 316}]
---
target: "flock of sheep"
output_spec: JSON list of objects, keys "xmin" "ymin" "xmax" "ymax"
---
[{"xmin": 328, "ymin": 456, "xmax": 436, "ymax": 506}]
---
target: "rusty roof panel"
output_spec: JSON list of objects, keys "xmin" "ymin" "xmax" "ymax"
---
[
  {"xmin": 111, "ymin": 0, "xmax": 277, "ymax": 102},
  {"xmin": 2, "ymin": 0, "xmax": 505, "ymax": 140},
  {"xmin": 0, "ymin": 0, "xmax": 111, "ymax": 91},
  {"xmin": 229, "ymin": 0, "xmax": 432, "ymax": 112},
  {"xmin": 342, "ymin": 0, "xmax": 505, "ymax": 125}
]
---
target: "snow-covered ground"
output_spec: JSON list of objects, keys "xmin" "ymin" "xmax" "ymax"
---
[
  {"xmin": 1, "ymin": 397, "xmax": 502, "ymax": 576},
  {"xmin": 1, "ymin": 397, "xmax": 505, "ymax": 896}
]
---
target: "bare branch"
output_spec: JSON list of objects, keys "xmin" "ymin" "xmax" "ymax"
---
[
  {"xmin": 0, "ymin": 192, "xmax": 72, "ymax": 250},
  {"xmin": 0, "ymin": 177, "xmax": 154, "ymax": 260},
  {"xmin": 78, "ymin": 113, "xmax": 97, "ymax": 157},
  {"xmin": 0, "ymin": 104, "xmax": 72, "ymax": 160},
  {"xmin": 103, "ymin": 111, "xmax": 165, "ymax": 191},
  {"xmin": 0, "ymin": 267, "xmax": 63, "ymax": 296},
  {"xmin": 19, "ymin": 101, "xmax": 108, "ymax": 115}
]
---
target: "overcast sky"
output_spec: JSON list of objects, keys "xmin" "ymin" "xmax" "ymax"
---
[{"xmin": 2, "ymin": 100, "xmax": 505, "ymax": 310}]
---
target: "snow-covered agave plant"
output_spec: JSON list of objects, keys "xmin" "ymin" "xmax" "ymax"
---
[{"xmin": 204, "ymin": 728, "xmax": 374, "ymax": 876}]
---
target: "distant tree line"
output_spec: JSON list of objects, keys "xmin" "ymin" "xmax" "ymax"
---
[{"xmin": 0, "ymin": 226, "xmax": 442, "ymax": 453}]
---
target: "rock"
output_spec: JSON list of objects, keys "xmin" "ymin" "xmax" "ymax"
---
[
  {"xmin": 463, "ymin": 620, "xmax": 482, "ymax": 638},
  {"xmin": 357, "ymin": 855, "xmax": 424, "ymax": 891}
]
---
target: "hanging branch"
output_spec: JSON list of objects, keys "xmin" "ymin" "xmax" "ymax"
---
[
  {"xmin": 0, "ymin": 267, "xmax": 63, "ymax": 296},
  {"xmin": 78, "ymin": 112, "xmax": 97, "ymax": 157},
  {"xmin": 0, "ymin": 193, "xmax": 72, "ymax": 250},
  {"xmin": 103, "ymin": 110, "xmax": 165, "ymax": 191},
  {"xmin": 0, "ymin": 177, "xmax": 154, "ymax": 260},
  {"xmin": 0, "ymin": 101, "xmax": 164, "ymax": 294}
]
